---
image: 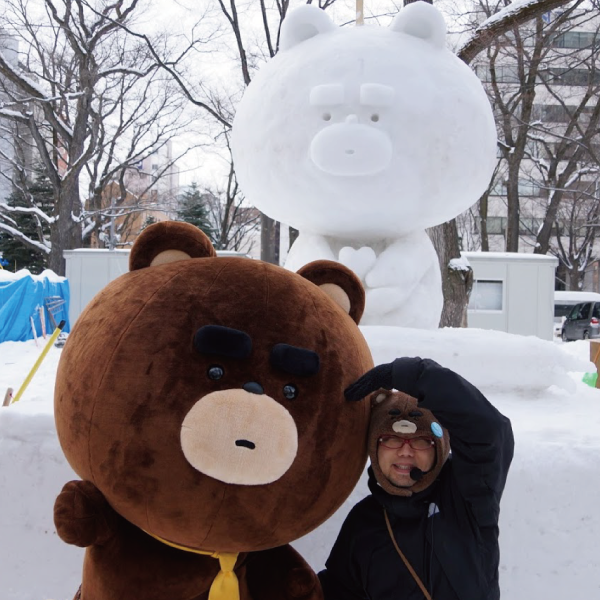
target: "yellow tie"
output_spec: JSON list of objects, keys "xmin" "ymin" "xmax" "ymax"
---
[{"xmin": 143, "ymin": 530, "xmax": 240, "ymax": 600}]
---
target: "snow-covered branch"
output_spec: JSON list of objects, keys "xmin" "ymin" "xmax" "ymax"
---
[
  {"xmin": 0, "ymin": 203, "xmax": 56, "ymax": 225},
  {"xmin": 457, "ymin": 0, "xmax": 578, "ymax": 64},
  {"xmin": 0, "ymin": 222, "xmax": 51, "ymax": 254}
]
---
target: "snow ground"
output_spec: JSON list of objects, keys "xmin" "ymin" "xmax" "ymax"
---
[{"xmin": 1, "ymin": 327, "xmax": 599, "ymax": 600}]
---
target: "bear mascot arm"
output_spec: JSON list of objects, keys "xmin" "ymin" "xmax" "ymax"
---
[{"xmin": 54, "ymin": 221, "xmax": 373, "ymax": 600}]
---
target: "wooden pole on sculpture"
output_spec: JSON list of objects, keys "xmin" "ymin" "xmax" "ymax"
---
[
  {"xmin": 39, "ymin": 306, "xmax": 46, "ymax": 339},
  {"xmin": 2, "ymin": 388, "xmax": 13, "ymax": 407},
  {"xmin": 590, "ymin": 340, "xmax": 600, "ymax": 389},
  {"xmin": 30, "ymin": 316, "xmax": 38, "ymax": 347},
  {"xmin": 356, "ymin": 0, "xmax": 364, "ymax": 25}
]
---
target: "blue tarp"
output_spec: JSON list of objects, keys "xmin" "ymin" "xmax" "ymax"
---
[{"xmin": 0, "ymin": 274, "xmax": 70, "ymax": 342}]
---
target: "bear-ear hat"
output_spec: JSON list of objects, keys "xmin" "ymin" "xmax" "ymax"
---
[{"xmin": 368, "ymin": 389, "xmax": 450, "ymax": 496}]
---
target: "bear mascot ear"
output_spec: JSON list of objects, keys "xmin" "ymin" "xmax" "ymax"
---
[
  {"xmin": 297, "ymin": 260, "xmax": 365, "ymax": 324},
  {"xmin": 129, "ymin": 221, "xmax": 216, "ymax": 271},
  {"xmin": 279, "ymin": 4, "xmax": 336, "ymax": 52},
  {"xmin": 390, "ymin": 1, "xmax": 446, "ymax": 49}
]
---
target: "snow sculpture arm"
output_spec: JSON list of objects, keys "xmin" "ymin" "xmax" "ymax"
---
[
  {"xmin": 338, "ymin": 233, "xmax": 441, "ymax": 326},
  {"xmin": 284, "ymin": 233, "xmax": 336, "ymax": 272},
  {"xmin": 54, "ymin": 480, "xmax": 118, "ymax": 547},
  {"xmin": 363, "ymin": 233, "xmax": 439, "ymax": 304}
]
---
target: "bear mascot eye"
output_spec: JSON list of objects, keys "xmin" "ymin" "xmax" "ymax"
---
[
  {"xmin": 283, "ymin": 384, "xmax": 298, "ymax": 400},
  {"xmin": 207, "ymin": 365, "xmax": 224, "ymax": 380}
]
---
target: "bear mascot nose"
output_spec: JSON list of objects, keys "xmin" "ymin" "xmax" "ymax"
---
[{"xmin": 243, "ymin": 382, "xmax": 264, "ymax": 395}]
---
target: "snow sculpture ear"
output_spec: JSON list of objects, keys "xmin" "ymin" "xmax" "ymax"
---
[
  {"xmin": 129, "ymin": 221, "xmax": 216, "ymax": 271},
  {"xmin": 390, "ymin": 2, "xmax": 446, "ymax": 49},
  {"xmin": 297, "ymin": 260, "xmax": 365, "ymax": 325},
  {"xmin": 279, "ymin": 5, "xmax": 337, "ymax": 52}
]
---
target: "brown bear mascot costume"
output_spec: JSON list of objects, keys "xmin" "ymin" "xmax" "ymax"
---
[{"xmin": 53, "ymin": 221, "xmax": 373, "ymax": 600}]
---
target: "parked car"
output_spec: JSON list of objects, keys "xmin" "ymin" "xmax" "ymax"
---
[
  {"xmin": 561, "ymin": 301, "xmax": 600, "ymax": 341},
  {"xmin": 554, "ymin": 291, "xmax": 600, "ymax": 338}
]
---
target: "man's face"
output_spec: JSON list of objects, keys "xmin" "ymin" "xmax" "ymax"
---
[{"xmin": 377, "ymin": 436, "xmax": 436, "ymax": 488}]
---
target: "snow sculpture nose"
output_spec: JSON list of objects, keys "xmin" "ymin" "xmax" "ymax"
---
[{"xmin": 310, "ymin": 123, "xmax": 392, "ymax": 177}]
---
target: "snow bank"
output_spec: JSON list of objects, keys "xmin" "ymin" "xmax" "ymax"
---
[{"xmin": 362, "ymin": 325, "xmax": 592, "ymax": 394}]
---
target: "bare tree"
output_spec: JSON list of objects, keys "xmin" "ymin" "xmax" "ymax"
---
[
  {"xmin": 123, "ymin": 0, "xmax": 343, "ymax": 264},
  {"xmin": 429, "ymin": 0, "xmax": 581, "ymax": 326},
  {"xmin": 468, "ymin": 0, "xmax": 600, "ymax": 290},
  {"xmin": 0, "ymin": 0, "xmax": 203, "ymax": 274},
  {"xmin": 553, "ymin": 184, "xmax": 600, "ymax": 289},
  {"xmin": 203, "ymin": 130, "xmax": 260, "ymax": 254}
]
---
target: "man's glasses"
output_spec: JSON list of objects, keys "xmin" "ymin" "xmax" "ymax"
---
[{"xmin": 378, "ymin": 435, "xmax": 435, "ymax": 451}]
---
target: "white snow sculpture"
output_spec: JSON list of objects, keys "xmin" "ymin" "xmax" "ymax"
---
[{"xmin": 231, "ymin": 2, "xmax": 497, "ymax": 327}]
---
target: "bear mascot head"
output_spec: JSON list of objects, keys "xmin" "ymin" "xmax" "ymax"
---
[{"xmin": 53, "ymin": 221, "xmax": 373, "ymax": 600}]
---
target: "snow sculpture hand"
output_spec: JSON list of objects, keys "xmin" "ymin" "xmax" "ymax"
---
[
  {"xmin": 54, "ymin": 480, "xmax": 117, "ymax": 547},
  {"xmin": 338, "ymin": 246, "xmax": 377, "ymax": 281}
]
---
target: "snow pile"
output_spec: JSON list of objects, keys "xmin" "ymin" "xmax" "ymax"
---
[
  {"xmin": 0, "ymin": 268, "xmax": 65, "ymax": 283},
  {"xmin": 1, "ymin": 333, "xmax": 600, "ymax": 600},
  {"xmin": 362, "ymin": 325, "xmax": 592, "ymax": 393}
]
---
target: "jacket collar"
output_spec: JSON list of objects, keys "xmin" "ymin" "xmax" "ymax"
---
[{"xmin": 368, "ymin": 466, "xmax": 436, "ymax": 519}]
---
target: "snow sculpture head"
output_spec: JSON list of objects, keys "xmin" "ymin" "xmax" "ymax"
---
[{"xmin": 232, "ymin": 3, "xmax": 497, "ymax": 240}]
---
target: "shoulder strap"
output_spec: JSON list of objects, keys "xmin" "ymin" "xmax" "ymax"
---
[{"xmin": 383, "ymin": 509, "xmax": 433, "ymax": 600}]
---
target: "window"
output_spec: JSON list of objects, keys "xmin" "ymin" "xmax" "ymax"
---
[
  {"xmin": 486, "ymin": 216, "xmax": 507, "ymax": 235},
  {"xmin": 555, "ymin": 303, "xmax": 575, "ymax": 318},
  {"xmin": 519, "ymin": 217, "xmax": 543, "ymax": 235},
  {"xmin": 538, "ymin": 68, "xmax": 600, "ymax": 87},
  {"xmin": 475, "ymin": 63, "xmax": 520, "ymax": 83},
  {"xmin": 469, "ymin": 280, "xmax": 503, "ymax": 311},
  {"xmin": 517, "ymin": 180, "xmax": 541, "ymax": 197},
  {"xmin": 551, "ymin": 31, "xmax": 599, "ymax": 49},
  {"xmin": 489, "ymin": 180, "xmax": 506, "ymax": 196},
  {"xmin": 531, "ymin": 104, "xmax": 589, "ymax": 123},
  {"xmin": 571, "ymin": 302, "xmax": 591, "ymax": 320}
]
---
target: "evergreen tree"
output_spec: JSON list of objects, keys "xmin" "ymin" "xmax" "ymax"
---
[
  {"xmin": 0, "ymin": 175, "xmax": 53, "ymax": 274},
  {"xmin": 141, "ymin": 215, "xmax": 158, "ymax": 231},
  {"xmin": 177, "ymin": 183, "xmax": 215, "ymax": 241}
]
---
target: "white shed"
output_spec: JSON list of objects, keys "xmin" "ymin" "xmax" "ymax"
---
[
  {"xmin": 462, "ymin": 251, "xmax": 559, "ymax": 340},
  {"xmin": 64, "ymin": 248, "xmax": 250, "ymax": 324}
]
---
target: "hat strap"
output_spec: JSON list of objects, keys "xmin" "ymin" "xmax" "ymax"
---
[{"xmin": 383, "ymin": 509, "xmax": 433, "ymax": 600}]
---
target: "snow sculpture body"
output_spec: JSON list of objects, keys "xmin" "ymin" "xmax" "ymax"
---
[{"xmin": 231, "ymin": 3, "xmax": 497, "ymax": 327}]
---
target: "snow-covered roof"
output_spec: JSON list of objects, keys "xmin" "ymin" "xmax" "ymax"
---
[
  {"xmin": 462, "ymin": 251, "xmax": 558, "ymax": 264},
  {"xmin": 554, "ymin": 290, "xmax": 600, "ymax": 303}
]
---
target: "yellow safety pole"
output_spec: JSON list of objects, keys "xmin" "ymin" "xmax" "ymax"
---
[{"xmin": 11, "ymin": 320, "xmax": 66, "ymax": 405}]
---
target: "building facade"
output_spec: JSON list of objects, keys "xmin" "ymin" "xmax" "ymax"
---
[{"xmin": 459, "ymin": 6, "xmax": 600, "ymax": 291}]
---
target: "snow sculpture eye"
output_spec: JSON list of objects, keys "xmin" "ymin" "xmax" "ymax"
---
[
  {"xmin": 322, "ymin": 113, "xmax": 332, "ymax": 122},
  {"xmin": 371, "ymin": 114, "xmax": 380, "ymax": 123}
]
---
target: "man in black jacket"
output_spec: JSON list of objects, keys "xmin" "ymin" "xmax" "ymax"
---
[{"xmin": 319, "ymin": 357, "xmax": 514, "ymax": 600}]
